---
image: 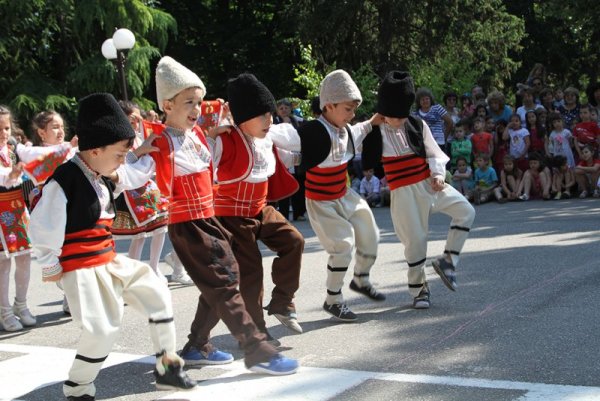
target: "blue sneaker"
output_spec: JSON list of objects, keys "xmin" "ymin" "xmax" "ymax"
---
[
  {"xmin": 180, "ymin": 346, "xmax": 234, "ymax": 366},
  {"xmin": 249, "ymin": 354, "xmax": 299, "ymax": 376}
]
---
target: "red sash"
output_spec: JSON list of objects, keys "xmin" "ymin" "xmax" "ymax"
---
[
  {"xmin": 305, "ymin": 163, "xmax": 348, "ymax": 201},
  {"xmin": 60, "ymin": 219, "xmax": 116, "ymax": 271},
  {"xmin": 382, "ymin": 155, "xmax": 430, "ymax": 190}
]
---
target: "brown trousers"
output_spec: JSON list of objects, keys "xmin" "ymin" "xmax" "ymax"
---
[
  {"xmin": 218, "ymin": 205, "xmax": 304, "ymax": 332},
  {"xmin": 168, "ymin": 217, "xmax": 276, "ymax": 367}
]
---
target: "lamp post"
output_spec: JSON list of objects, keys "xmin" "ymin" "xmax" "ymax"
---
[{"xmin": 101, "ymin": 28, "xmax": 136, "ymax": 101}]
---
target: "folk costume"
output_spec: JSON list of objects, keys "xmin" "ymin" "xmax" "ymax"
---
[
  {"xmin": 272, "ymin": 70, "xmax": 383, "ymax": 321},
  {"xmin": 29, "ymin": 94, "xmax": 192, "ymax": 399},
  {"xmin": 139, "ymin": 57, "xmax": 280, "ymax": 368},
  {"xmin": 362, "ymin": 71, "xmax": 476, "ymax": 307},
  {"xmin": 203, "ymin": 73, "xmax": 304, "ymax": 339},
  {"xmin": 0, "ymin": 143, "xmax": 37, "ymax": 332}
]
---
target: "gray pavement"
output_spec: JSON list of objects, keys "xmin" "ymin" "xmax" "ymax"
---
[{"xmin": 1, "ymin": 198, "xmax": 600, "ymax": 400}]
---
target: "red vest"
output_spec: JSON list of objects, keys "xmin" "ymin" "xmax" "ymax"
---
[
  {"xmin": 305, "ymin": 163, "xmax": 349, "ymax": 201},
  {"xmin": 143, "ymin": 122, "xmax": 215, "ymax": 223},
  {"xmin": 59, "ymin": 219, "xmax": 116, "ymax": 272},
  {"xmin": 382, "ymin": 154, "xmax": 430, "ymax": 190},
  {"xmin": 213, "ymin": 128, "xmax": 298, "ymax": 217}
]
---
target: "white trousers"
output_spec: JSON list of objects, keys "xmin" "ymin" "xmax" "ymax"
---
[
  {"xmin": 306, "ymin": 189, "xmax": 380, "ymax": 304},
  {"xmin": 390, "ymin": 181, "xmax": 475, "ymax": 297},
  {"xmin": 61, "ymin": 254, "xmax": 176, "ymax": 398}
]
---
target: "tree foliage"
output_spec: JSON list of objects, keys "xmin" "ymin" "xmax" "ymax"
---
[{"xmin": 0, "ymin": 0, "xmax": 174, "ymax": 133}]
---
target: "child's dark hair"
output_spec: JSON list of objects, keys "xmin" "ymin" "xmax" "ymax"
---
[
  {"xmin": 474, "ymin": 104, "xmax": 487, "ymax": 117},
  {"xmin": 579, "ymin": 103, "xmax": 592, "ymax": 113},
  {"xmin": 455, "ymin": 155, "xmax": 468, "ymax": 165},
  {"xmin": 581, "ymin": 144, "xmax": 594, "ymax": 154},
  {"xmin": 527, "ymin": 151, "xmax": 546, "ymax": 171},
  {"xmin": 548, "ymin": 155, "xmax": 567, "ymax": 169},
  {"xmin": 455, "ymin": 118, "xmax": 470, "ymax": 130},
  {"xmin": 502, "ymin": 155, "xmax": 518, "ymax": 176},
  {"xmin": 31, "ymin": 110, "xmax": 62, "ymax": 145},
  {"xmin": 548, "ymin": 111, "xmax": 563, "ymax": 126},
  {"xmin": 475, "ymin": 152, "xmax": 490, "ymax": 163},
  {"xmin": 118, "ymin": 100, "xmax": 140, "ymax": 116}
]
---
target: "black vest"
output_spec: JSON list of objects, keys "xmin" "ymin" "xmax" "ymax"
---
[
  {"xmin": 361, "ymin": 116, "xmax": 426, "ymax": 170},
  {"xmin": 50, "ymin": 161, "xmax": 117, "ymax": 233},
  {"xmin": 298, "ymin": 119, "xmax": 355, "ymax": 171}
]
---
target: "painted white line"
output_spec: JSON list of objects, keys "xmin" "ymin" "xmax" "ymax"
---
[{"xmin": 2, "ymin": 343, "xmax": 600, "ymax": 401}]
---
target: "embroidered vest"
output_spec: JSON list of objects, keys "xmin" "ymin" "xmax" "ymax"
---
[
  {"xmin": 52, "ymin": 162, "xmax": 117, "ymax": 270},
  {"xmin": 143, "ymin": 122, "xmax": 215, "ymax": 223},
  {"xmin": 214, "ymin": 128, "xmax": 298, "ymax": 217}
]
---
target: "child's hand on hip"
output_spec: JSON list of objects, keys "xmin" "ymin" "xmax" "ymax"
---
[{"xmin": 430, "ymin": 176, "xmax": 445, "ymax": 191}]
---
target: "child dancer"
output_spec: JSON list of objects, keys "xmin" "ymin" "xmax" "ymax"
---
[
  {"xmin": 194, "ymin": 73, "xmax": 304, "ymax": 351},
  {"xmin": 29, "ymin": 93, "xmax": 196, "ymax": 399},
  {"xmin": 361, "ymin": 71, "xmax": 475, "ymax": 309},
  {"xmin": 112, "ymin": 101, "xmax": 192, "ymax": 286},
  {"xmin": 131, "ymin": 57, "xmax": 298, "ymax": 373},
  {"xmin": 271, "ymin": 69, "xmax": 385, "ymax": 321},
  {"xmin": 0, "ymin": 106, "xmax": 35, "ymax": 331}
]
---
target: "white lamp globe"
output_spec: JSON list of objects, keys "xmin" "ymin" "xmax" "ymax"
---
[
  {"xmin": 101, "ymin": 39, "xmax": 117, "ymax": 60},
  {"xmin": 113, "ymin": 28, "xmax": 136, "ymax": 50}
]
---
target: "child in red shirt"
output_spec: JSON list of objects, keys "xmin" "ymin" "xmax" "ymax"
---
[
  {"xmin": 573, "ymin": 104, "xmax": 600, "ymax": 160},
  {"xmin": 574, "ymin": 145, "xmax": 600, "ymax": 197},
  {"xmin": 470, "ymin": 116, "xmax": 494, "ymax": 162}
]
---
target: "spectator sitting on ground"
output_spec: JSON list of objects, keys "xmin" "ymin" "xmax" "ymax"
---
[
  {"xmin": 574, "ymin": 145, "xmax": 600, "ymax": 198},
  {"xmin": 518, "ymin": 152, "xmax": 551, "ymax": 201},
  {"xmin": 472, "ymin": 153, "xmax": 498, "ymax": 205},
  {"xmin": 359, "ymin": 167, "xmax": 381, "ymax": 208},
  {"xmin": 549, "ymin": 155, "xmax": 575, "ymax": 199}
]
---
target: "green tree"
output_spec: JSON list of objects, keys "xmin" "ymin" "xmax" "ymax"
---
[
  {"xmin": 0, "ymin": 0, "xmax": 175, "ymax": 133},
  {"xmin": 288, "ymin": 0, "xmax": 525, "ymax": 96}
]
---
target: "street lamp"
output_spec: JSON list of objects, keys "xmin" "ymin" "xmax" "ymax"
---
[{"xmin": 101, "ymin": 28, "xmax": 136, "ymax": 101}]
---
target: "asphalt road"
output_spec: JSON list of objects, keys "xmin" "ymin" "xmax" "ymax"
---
[{"xmin": 1, "ymin": 198, "xmax": 599, "ymax": 401}]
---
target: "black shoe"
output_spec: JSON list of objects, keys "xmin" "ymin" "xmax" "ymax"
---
[
  {"xmin": 154, "ymin": 363, "xmax": 197, "ymax": 391},
  {"xmin": 349, "ymin": 280, "xmax": 386, "ymax": 301},
  {"xmin": 67, "ymin": 396, "xmax": 95, "ymax": 401},
  {"xmin": 322, "ymin": 301, "xmax": 358, "ymax": 322}
]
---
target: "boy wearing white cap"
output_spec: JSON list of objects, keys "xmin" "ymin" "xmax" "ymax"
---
[
  {"xmin": 129, "ymin": 56, "xmax": 298, "ymax": 375},
  {"xmin": 271, "ymin": 69, "xmax": 384, "ymax": 322},
  {"xmin": 30, "ymin": 93, "xmax": 196, "ymax": 400},
  {"xmin": 362, "ymin": 71, "xmax": 476, "ymax": 309}
]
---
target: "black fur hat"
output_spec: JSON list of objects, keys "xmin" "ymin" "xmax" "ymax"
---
[
  {"xmin": 376, "ymin": 71, "xmax": 415, "ymax": 118},
  {"xmin": 76, "ymin": 93, "xmax": 135, "ymax": 151},
  {"xmin": 227, "ymin": 73, "xmax": 276, "ymax": 125}
]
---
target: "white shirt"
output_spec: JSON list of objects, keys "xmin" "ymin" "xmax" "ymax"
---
[{"xmin": 380, "ymin": 121, "xmax": 449, "ymax": 178}]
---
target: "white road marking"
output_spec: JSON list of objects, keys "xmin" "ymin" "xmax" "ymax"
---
[{"xmin": 2, "ymin": 344, "xmax": 600, "ymax": 401}]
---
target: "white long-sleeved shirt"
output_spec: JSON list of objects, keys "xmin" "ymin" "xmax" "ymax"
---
[
  {"xmin": 268, "ymin": 117, "xmax": 372, "ymax": 168},
  {"xmin": 380, "ymin": 121, "xmax": 449, "ymax": 178}
]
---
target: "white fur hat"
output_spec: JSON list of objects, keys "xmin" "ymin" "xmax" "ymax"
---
[
  {"xmin": 319, "ymin": 69, "xmax": 362, "ymax": 110},
  {"xmin": 155, "ymin": 56, "xmax": 206, "ymax": 111}
]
